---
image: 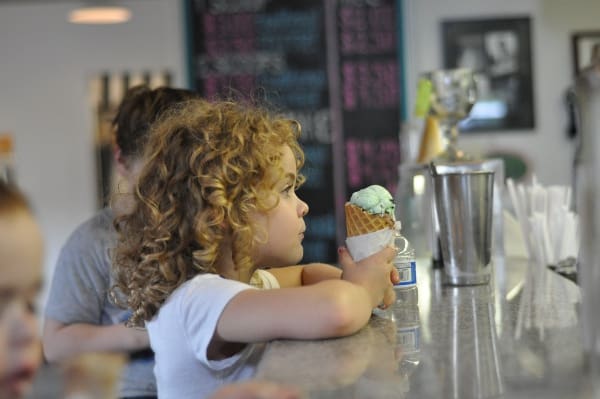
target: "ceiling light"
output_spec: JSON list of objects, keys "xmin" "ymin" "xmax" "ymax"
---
[{"xmin": 68, "ymin": 5, "xmax": 131, "ymax": 25}]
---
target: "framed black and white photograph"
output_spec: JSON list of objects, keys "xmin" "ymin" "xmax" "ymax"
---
[
  {"xmin": 571, "ymin": 31, "xmax": 600, "ymax": 77},
  {"xmin": 442, "ymin": 17, "xmax": 534, "ymax": 131}
]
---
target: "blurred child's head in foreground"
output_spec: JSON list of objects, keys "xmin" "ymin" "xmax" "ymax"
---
[{"xmin": 0, "ymin": 181, "xmax": 43, "ymax": 399}]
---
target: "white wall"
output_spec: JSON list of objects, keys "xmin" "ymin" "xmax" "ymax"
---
[
  {"xmin": 403, "ymin": 0, "xmax": 600, "ymax": 185},
  {"xmin": 0, "ymin": 0, "xmax": 186, "ymax": 302}
]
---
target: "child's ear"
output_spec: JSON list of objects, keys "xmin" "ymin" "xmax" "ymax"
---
[{"xmin": 113, "ymin": 145, "xmax": 129, "ymax": 178}]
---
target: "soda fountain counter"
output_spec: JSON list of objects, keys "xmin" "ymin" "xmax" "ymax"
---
[{"xmin": 255, "ymin": 259, "xmax": 594, "ymax": 398}]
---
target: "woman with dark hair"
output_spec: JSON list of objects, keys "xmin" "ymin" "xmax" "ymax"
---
[{"xmin": 42, "ymin": 85, "xmax": 199, "ymax": 399}]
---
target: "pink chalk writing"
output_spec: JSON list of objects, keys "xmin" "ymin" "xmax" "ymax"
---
[
  {"xmin": 345, "ymin": 138, "xmax": 399, "ymax": 193},
  {"xmin": 339, "ymin": 7, "xmax": 367, "ymax": 32},
  {"xmin": 338, "ymin": 5, "xmax": 396, "ymax": 55},
  {"xmin": 203, "ymin": 13, "xmax": 255, "ymax": 56},
  {"xmin": 342, "ymin": 61, "xmax": 399, "ymax": 109},
  {"xmin": 203, "ymin": 74, "xmax": 256, "ymax": 99},
  {"xmin": 342, "ymin": 63, "xmax": 357, "ymax": 109}
]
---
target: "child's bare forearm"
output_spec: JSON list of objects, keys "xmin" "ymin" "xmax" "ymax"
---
[
  {"xmin": 42, "ymin": 319, "xmax": 150, "ymax": 362},
  {"xmin": 217, "ymin": 279, "xmax": 375, "ymax": 342},
  {"xmin": 301, "ymin": 263, "xmax": 342, "ymax": 285},
  {"xmin": 267, "ymin": 263, "xmax": 341, "ymax": 287},
  {"xmin": 298, "ymin": 280, "xmax": 374, "ymax": 337}
]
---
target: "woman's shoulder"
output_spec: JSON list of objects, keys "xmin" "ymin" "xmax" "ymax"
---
[{"xmin": 64, "ymin": 208, "xmax": 114, "ymax": 244}]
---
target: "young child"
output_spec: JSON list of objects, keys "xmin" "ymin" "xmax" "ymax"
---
[
  {"xmin": 0, "ymin": 180, "xmax": 299, "ymax": 399},
  {"xmin": 43, "ymin": 85, "xmax": 200, "ymax": 399},
  {"xmin": 0, "ymin": 181, "xmax": 44, "ymax": 399},
  {"xmin": 112, "ymin": 99, "xmax": 398, "ymax": 398}
]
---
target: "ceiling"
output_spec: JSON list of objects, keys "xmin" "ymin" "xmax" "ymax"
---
[{"xmin": 0, "ymin": 0, "xmax": 133, "ymax": 4}]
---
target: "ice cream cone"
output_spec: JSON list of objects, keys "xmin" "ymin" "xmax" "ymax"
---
[{"xmin": 345, "ymin": 202, "xmax": 395, "ymax": 237}]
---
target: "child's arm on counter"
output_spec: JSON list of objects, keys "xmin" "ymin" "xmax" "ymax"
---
[{"xmin": 267, "ymin": 263, "xmax": 342, "ymax": 287}]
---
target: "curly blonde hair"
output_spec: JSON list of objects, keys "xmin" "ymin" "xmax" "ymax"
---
[{"xmin": 111, "ymin": 99, "xmax": 305, "ymax": 327}]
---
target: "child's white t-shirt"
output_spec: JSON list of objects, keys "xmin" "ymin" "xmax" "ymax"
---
[{"xmin": 146, "ymin": 271, "xmax": 279, "ymax": 399}]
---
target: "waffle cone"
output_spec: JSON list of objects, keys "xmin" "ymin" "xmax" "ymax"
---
[{"xmin": 344, "ymin": 203, "xmax": 395, "ymax": 237}]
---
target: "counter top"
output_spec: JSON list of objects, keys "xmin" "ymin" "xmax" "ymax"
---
[{"xmin": 255, "ymin": 259, "xmax": 596, "ymax": 398}]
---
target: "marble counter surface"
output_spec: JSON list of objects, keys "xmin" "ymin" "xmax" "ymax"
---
[{"xmin": 255, "ymin": 259, "xmax": 597, "ymax": 398}]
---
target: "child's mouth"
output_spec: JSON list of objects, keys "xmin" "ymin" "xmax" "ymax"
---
[{"xmin": 2, "ymin": 365, "xmax": 37, "ymax": 397}]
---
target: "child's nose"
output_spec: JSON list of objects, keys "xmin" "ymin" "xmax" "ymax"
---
[
  {"xmin": 299, "ymin": 199, "xmax": 309, "ymax": 216},
  {"xmin": 8, "ymin": 303, "xmax": 38, "ymax": 346}
]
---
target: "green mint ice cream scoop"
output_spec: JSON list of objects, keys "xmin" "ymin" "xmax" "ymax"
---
[{"xmin": 349, "ymin": 185, "xmax": 395, "ymax": 216}]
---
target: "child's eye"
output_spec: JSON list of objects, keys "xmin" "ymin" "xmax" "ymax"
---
[
  {"xmin": 281, "ymin": 184, "xmax": 294, "ymax": 196},
  {"xmin": 26, "ymin": 299, "xmax": 37, "ymax": 314},
  {"xmin": 0, "ymin": 290, "xmax": 14, "ymax": 316}
]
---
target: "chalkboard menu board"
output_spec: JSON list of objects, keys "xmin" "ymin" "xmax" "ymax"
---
[{"xmin": 188, "ymin": 0, "xmax": 402, "ymax": 263}]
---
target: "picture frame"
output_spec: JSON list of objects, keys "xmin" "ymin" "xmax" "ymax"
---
[
  {"xmin": 441, "ymin": 17, "xmax": 534, "ymax": 132},
  {"xmin": 571, "ymin": 31, "xmax": 600, "ymax": 77}
]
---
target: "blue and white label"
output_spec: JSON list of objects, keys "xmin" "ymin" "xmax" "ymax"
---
[
  {"xmin": 397, "ymin": 325, "xmax": 420, "ymax": 353},
  {"xmin": 394, "ymin": 260, "xmax": 417, "ymax": 287}
]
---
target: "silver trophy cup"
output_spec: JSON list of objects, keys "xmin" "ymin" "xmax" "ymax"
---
[{"xmin": 421, "ymin": 68, "xmax": 477, "ymax": 161}]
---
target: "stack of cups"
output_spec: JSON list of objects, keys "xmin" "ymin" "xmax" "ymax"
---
[{"xmin": 430, "ymin": 164, "xmax": 495, "ymax": 286}]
